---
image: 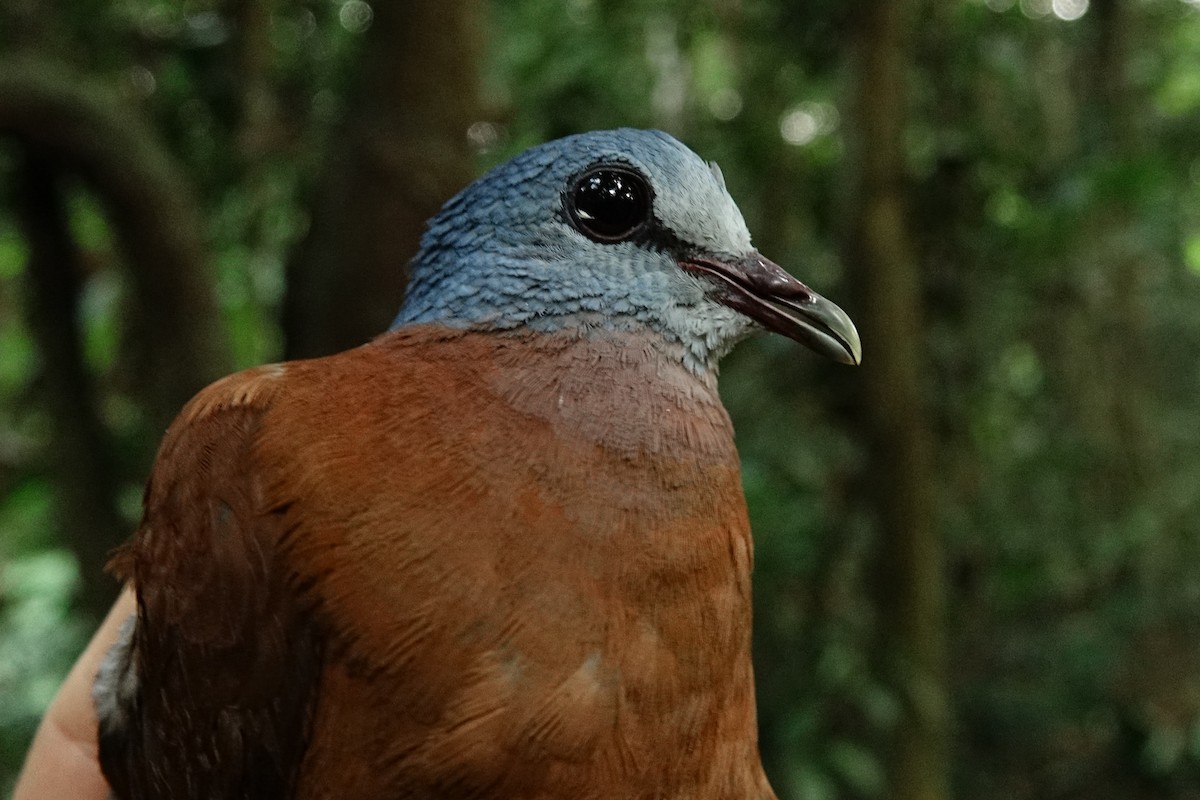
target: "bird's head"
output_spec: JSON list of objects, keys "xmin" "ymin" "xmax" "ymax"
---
[{"xmin": 395, "ymin": 128, "xmax": 861, "ymax": 373}]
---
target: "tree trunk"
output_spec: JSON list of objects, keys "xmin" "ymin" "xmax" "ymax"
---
[
  {"xmin": 227, "ymin": 0, "xmax": 278, "ymax": 163},
  {"xmin": 1087, "ymin": 0, "xmax": 1154, "ymax": 508},
  {"xmin": 283, "ymin": 0, "xmax": 482, "ymax": 358},
  {"xmin": 14, "ymin": 150, "xmax": 125, "ymax": 622},
  {"xmin": 842, "ymin": 2, "xmax": 949, "ymax": 799}
]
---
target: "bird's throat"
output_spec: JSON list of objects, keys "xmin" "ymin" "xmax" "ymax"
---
[{"xmin": 484, "ymin": 328, "xmax": 736, "ymax": 461}]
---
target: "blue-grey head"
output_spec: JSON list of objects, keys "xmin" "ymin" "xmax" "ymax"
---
[{"xmin": 394, "ymin": 128, "xmax": 861, "ymax": 372}]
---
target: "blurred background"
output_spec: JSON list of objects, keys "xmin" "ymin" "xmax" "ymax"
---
[{"xmin": 1, "ymin": 0, "xmax": 1199, "ymax": 798}]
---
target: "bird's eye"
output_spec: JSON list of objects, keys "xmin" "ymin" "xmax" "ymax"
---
[{"xmin": 566, "ymin": 167, "xmax": 651, "ymax": 242}]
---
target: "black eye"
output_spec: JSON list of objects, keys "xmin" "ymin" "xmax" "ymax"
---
[{"xmin": 566, "ymin": 166, "xmax": 651, "ymax": 242}]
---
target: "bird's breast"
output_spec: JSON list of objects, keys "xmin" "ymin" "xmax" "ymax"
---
[{"xmin": 262, "ymin": 328, "xmax": 770, "ymax": 798}]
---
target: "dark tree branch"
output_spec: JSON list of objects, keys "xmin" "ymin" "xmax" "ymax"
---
[
  {"xmin": 842, "ymin": 2, "xmax": 949, "ymax": 799},
  {"xmin": 0, "ymin": 58, "xmax": 229, "ymax": 431}
]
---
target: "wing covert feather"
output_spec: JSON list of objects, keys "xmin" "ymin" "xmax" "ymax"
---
[{"xmin": 99, "ymin": 365, "xmax": 321, "ymax": 800}]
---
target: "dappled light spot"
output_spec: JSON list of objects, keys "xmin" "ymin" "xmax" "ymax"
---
[
  {"xmin": 708, "ymin": 89, "xmax": 743, "ymax": 122},
  {"xmin": 1051, "ymin": 0, "xmax": 1089, "ymax": 20},
  {"xmin": 339, "ymin": 1, "xmax": 373, "ymax": 34},
  {"xmin": 467, "ymin": 121, "xmax": 503, "ymax": 153},
  {"xmin": 126, "ymin": 66, "xmax": 155, "ymax": 98},
  {"xmin": 779, "ymin": 103, "xmax": 838, "ymax": 147},
  {"xmin": 1020, "ymin": 0, "xmax": 1053, "ymax": 18}
]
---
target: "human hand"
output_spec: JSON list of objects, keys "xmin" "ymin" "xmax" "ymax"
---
[{"xmin": 13, "ymin": 587, "xmax": 135, "ymax": 800}]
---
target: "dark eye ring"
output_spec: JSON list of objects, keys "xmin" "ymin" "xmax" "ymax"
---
[{"xmin": 565, "ymin": 166, "xmax": 652, "ymax": 243}]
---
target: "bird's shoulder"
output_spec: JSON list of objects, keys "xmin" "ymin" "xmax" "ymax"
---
[{"xmin": 102, "ymin": 359, "xmax": 323, "ymax": 799}]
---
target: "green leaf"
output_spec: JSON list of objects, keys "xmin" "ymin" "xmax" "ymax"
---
[{"xmin": 1185, "ymin": 234, "xmax": 1200, "ymax": 276}]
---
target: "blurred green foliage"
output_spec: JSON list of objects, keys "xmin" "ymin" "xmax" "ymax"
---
[{"xmin": 2, "ymin": 1, "xmax": 1200, "ymax": 798}]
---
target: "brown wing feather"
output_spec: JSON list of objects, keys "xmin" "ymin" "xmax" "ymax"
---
[{"xmin": 99, "ymin": 365, "xmax": 322, "ymax": 800}]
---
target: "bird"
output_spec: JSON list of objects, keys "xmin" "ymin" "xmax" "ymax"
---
[{"xmin": 92, "ymin": 128, "xmax": 861, "ymax": 800}]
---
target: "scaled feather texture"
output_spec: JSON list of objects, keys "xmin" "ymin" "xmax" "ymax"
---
[{"xmin": 94, "ymin": 129, "xmax": 861, "ymax": 800}]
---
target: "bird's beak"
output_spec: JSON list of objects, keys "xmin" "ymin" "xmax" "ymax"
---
[{"xmin": 681, "ymin": 253, "xmax": 862, "ymax": 365}]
